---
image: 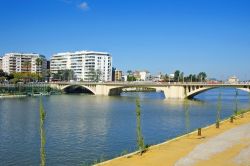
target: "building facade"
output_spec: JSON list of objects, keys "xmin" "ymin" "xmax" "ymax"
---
[
  {"xmin": 227, "ymin": 76, "xmax": 239, "ymax": 84},
  {"xmin": 114, "ymin": 69, "xmax": 122, "ymax": 81},
  {"xmin": 50, "ymin": 51, "xmax": 112, "ymax": 82},
  {"xmin": 2, "ymin": 53, "xmax": 47, "ymax": 74},
  {"xmin": 139, "ymin": 71, "xmax": 150, "ymax": 81}
]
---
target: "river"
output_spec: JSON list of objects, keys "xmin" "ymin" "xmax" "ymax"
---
[{"xmin": 0, "ymin": 88, "xmax": 249, "ymax": 165}]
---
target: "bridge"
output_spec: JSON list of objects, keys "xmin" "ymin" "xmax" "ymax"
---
[{"xmin": 50, "ymin": 82, "xmax": 250, "ymax": 99}]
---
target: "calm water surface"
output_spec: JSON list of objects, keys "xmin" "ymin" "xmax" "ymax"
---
[{"xmin": 0, "ymin": 88, "xmax": 250, "ymax": 165}]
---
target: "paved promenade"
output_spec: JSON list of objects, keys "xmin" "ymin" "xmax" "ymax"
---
[{"xmin": 98, "ymin": 112, "xmax": 250, "ymax": 166}]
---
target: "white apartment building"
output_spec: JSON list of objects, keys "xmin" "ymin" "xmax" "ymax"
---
[
  {"xmin": 139, "ymin": 71, "xmax": 151, "ymax": 81},
  {"xmin": 50, "ymin": 51, "xmax": 112, "ymax": 82},
  {"xmin": 2, "ymin": 53, "xmax": 47, "ymax": 74},
  {"xmin": 227, "ymin": 76, "xmax": 239, "ymax": 84}
]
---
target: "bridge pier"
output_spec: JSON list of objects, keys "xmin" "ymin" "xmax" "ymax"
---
[{"xmin": 155, "ymin": 86, "xmax": 186, "ymax": 99}]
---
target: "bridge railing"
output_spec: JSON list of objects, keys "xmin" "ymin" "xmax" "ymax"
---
[{"xmin": 48, "ymin": 81, "xmax": 250, "ymax": 86}]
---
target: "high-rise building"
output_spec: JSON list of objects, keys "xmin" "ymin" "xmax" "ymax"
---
[
  {"xmin": 50, "ymin": 51, "xmax": 112, "ymax": 82},
  {"xmin": 2, "ymin": 53, "xmax": 47, "ymax": 74}
]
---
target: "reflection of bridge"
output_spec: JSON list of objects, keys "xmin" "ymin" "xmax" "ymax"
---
[{"xmin": 50, "ymin": 82, "xmax": 250, "ymax": 99}]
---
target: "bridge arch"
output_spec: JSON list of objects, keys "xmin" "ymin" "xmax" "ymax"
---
[
  {"xmin": 107, "ymin": 86, "xmax": 158, "ymax": 96},
  {"xmin": 61, "ymin": 84, "xmax": 96, "ymax": 94},
  {"xmin": 186, "ymin": 86, "xmax": 250, "ymax": 99}
]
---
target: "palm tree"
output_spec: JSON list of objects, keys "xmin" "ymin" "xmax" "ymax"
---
[
  {"xmin": 127, "ymin": 70, "xmax": 132, "ymax": 76},
  {"xmin": 198, "ymin": 72, "xmax": 207, "ymax": 82},
  {"xmin": 23, "ymin": 61, "xmax": 31, "ymax": 72},
  {"xmin": 36, "ymin": 58, "xmax": 43, "ymax": 81},
  {"xmin": 174, "ymin": 70, "xmax": 180, "ymax": 82},
  {"xmin": 23, "ymin": 61, "xmax": 31, "ymax": 82}
]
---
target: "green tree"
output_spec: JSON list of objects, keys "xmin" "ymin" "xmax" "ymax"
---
[
  {"xmin": 216, "ymin": 91, "xmax": 222, "ymax": 128},
  {"xmin": 88, "ymin": 69, "xmax": 102, "ymax": 82},
  {"xmin": 23, "ymin": 61, "xmax": 31, "ymax": 72},
  {"xmin": 127, "ymin": 75, "xmax": 136, "ymax": 81},
  {"xmin": 184, "ymin": 100, "xmax": 190, "ymax": 134},
  {"xmin": 180, "ymin": 72, "xmax": 184, "ymax": 82},
  {"xmin": 127, "ymin": 70, "xmax": 132, "ymax": 76},
  {"xmin": 164, "ymin": 74, "xmax": 169, "ymax": 82},
  {"xmin": 135, "ymin": 98, "xmax": 145, "ymax": 155},
  {"xmin": 197, "ymin": 72, "xmax": 207, "ymax": 82},
  {"xmin": 39, "ymin": 97, "xmax": 46, "ymax": 166},
  {"xmin": 36, "ymin": 58, "xmax": 44, "ymax": 81},
  {"xmin": 234, "ymin": 89, "xmax": 238, "ymax": 115},
  {"xmin": 174, "ymin": 70, "xmax": 180, "ymax": 82},
  {"xmin": 22, "ymin": 61, "xmax": 32, "ymax": 82},
  {"xmin": 95, "ymin": 69, "xmax": 102, "ymax": 82}
]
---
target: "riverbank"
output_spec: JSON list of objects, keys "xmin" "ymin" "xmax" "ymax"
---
[
  {"xmin": 0, "ymin": 92, "xmax": 52, "ymax": 98},
  {"xmin": 97, "ymin": 110, "xmax": 250, "ymax": 166},
  {"xmin": 0, "ymin": 94, "xmax": 27, "ymax": 98}
]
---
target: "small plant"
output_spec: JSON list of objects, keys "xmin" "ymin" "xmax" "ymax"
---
[
  {"xmin": 216, "ymin": 91, "xmax": 222, "ymax": 128},
  {"xmin": 120, "ymin": 150, "xmax": 128, "ymax": 156},
  {"xmin": 198, "ymin": 128, "xmax": 202, "ymax": 136},
  {"xmin": 184, "ymin": 100, "xmax": 190, "ymax": 134},
  {"xmin": 135, "ymin": 98, "xmax": 145, "ymax": 155},
  {"xmin": 234, "ymin": 89, "xmax": 238, "ymax": 116},
  {"xmin": 40, "ymin": 97, "xmax": 46, "ymax": 166},
  {"xmin": 230, "ymin": 116, "xmax": 234, "ymax": 123}
]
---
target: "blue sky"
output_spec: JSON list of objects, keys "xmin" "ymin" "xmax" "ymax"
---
[{"xmin": 0, "ymin": 0, "xmax": 249, "ymax": 80}]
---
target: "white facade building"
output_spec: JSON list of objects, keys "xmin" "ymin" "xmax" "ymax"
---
[
  {"xmin": 50, "ymin": 51, "xmax": 112, "ymax": 82},
  {"xmin": 227, "ymin": 76, "xmax": 239, "ymax": 84},
  {"xmin": 139, "ymin": 71, "xmax": 150, "ymax": 81},
  {"xmin": 2, "ymin": 53, "xmax": 47, "ymax": 74}
]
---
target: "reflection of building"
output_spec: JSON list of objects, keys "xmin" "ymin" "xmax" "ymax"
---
[
  {"xmin": 0, "ymin": 57, "xmax": 2, "ymax": 70},
  {"xmin": 228, "ymin": 76, "xmax": 239, "ymax": 84},
  {"xmin": 114, "ymin": 69, "xmax": 122, "ymax": 81},
  {"xmin": 2, "ymin": 53, "xmax": 47, "ymax": 74},
  {"xmin": 50, "ymin": 51, "xmax": 112, "ymax": 81}
]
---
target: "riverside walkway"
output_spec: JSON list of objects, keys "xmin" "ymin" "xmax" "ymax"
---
[{"xmin": 98, "ymin": 112, "xmax": 250, "ymax": 166}]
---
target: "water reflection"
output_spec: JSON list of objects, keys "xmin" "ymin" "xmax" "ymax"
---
[{"xmin": 0, "ymin": 88, "xmax": 249, "ymax": 165}]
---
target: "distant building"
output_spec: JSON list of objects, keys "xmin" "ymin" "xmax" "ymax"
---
[
  {"xmin": 169, "ymin": 73, "xmax": 175, "ymax": 81},
  {"xmin": 50, "ymin": 50, "xmax": 112, "ymax": 82},
  {"xmin": 46, "ymin": 60, "xmax": 50, "ymax": 70},
  {"xmin": 112, "ymin": 67, "xmax": 116, "ymax": 81},
  {"xmin": 153, "ymin": 72, "xmax": 165, "ymax": 82},
  {"xmin": 139, "ymin": 71, "xmax": 150, "ymax": 81},
  {"xmin": 0, "ymin": 57, "xmax": 2, "ymax": 70},
  {"xmin": 133, "ymin": 71, "xmax": 141, "ymax": 80},
  {"xmin": 122, "ymin": 75, "xmax": 128, "ymax": 82},
  {"xmin": 114, "ymin": 69, "xmax": 122, "ymax": 81},
  {"xmin": 2, "ymin": 53, "xmax": 47, "ymax": 75},
  {"xmin": 228, "ymin": 76, "xmax": 239, "ymax": 84},
  {"xmin": 131, "ymin": 70, "xmax": 151, "ymax": 81}
]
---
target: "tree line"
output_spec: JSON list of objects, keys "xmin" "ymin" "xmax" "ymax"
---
[{"xmin": 166, "ymin": 70, "xmax": 207, "ymax": 82}]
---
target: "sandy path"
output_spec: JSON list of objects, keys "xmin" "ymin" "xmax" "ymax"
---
[
  {"xmin": 98, "ymin": 112, "xmax": 250, "ymax": 166},
  {"xmin": 175, "ymin": 123, "xmax": 250, "ymax": 166}
]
